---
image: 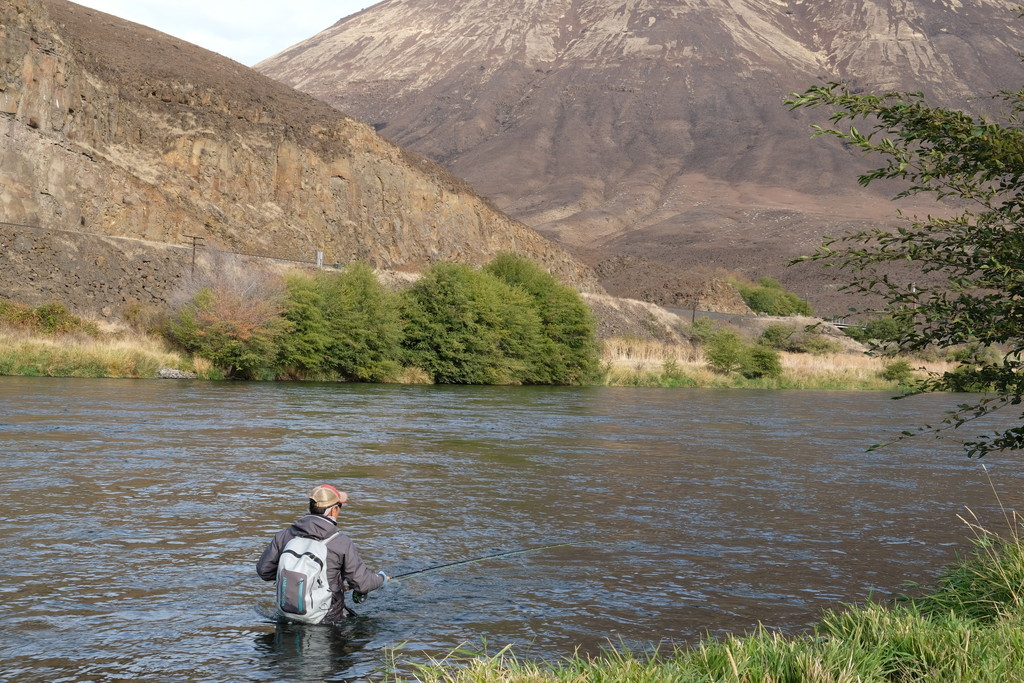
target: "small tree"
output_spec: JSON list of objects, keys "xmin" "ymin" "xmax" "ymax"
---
[
  {"xmin": 278, "ymin": 274, "xmax": 331, "ymax": 378},
  {"xmin": 168, "ymin": 283, "xmax": 290, "ymax": 380},
  {"xmin": 704, "ymin": 329, "xmax": 748, "ymax": 374},
  {"xmin": 317, "ymin": 263, "xmax": 403, "ymax": 382},
  {"xmin": 880, "ymin": 360, "xmax": 914, "ymax": 384},
  {"xmin": 400, "ymin": 263, "xmax": 543, "ymax": 384},
  {"xmin": 787, "ymin": 80, "xmax": 1024, "ymax": 456},
  {"xmin": 484, "ymin": 253, "xmax": 601, "ymax": 384},
  {"xmin": 741, "ymin": 345, "xmax": 783, "ymax": 379},
  {"xmin": 688, "ymin": 318, "xmax": 717, "ymax": 344}
]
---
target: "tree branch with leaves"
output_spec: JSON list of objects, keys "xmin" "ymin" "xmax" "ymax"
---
[{"xmin": 786, "ymin": 82, "xmax": 1024, "ymax": 457}]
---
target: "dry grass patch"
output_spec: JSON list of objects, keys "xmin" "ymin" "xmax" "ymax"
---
[
  {"xmin": 781, "ymin": 352, "xmax": 954, "ymax": 387},
  {"xmin": 602, "ymin": 337, "xmax": 699, "ymax": 369},
  {"xmin": 600, "ymin": 337, "xmax": 957, "ymax": 390},
  {"xmin": 0, "ymin": 327, "xmax": 188, "ymax": 378}
]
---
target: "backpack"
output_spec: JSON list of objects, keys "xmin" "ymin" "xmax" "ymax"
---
[{"xmin": 275, "ymin": 532, "xmax": 340, "ymax": 624}]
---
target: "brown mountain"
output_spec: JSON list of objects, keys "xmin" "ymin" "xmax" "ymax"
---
[
  {"xmin": 0, "ymin": 0, "xmax": 598, "ymax": 320},
  {"xmin": 258, "ymin": 0, "xmax": 1024, "ymax": 315}
]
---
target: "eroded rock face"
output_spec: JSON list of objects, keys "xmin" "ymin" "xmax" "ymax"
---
[
  {"xmin": 0, "ymin": 0, "xmax": 599, "ymax": 318},
  {"xmin": 257, "ymin": 0, "xmax": 1024, "ymax": 314}
]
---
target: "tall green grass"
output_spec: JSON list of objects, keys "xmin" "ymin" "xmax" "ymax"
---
[{"xmin": 393, "ymin": 508, "xmax": 1024, "ymax": 682}]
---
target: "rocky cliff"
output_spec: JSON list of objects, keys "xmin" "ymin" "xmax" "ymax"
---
[
  {"xmin": 257, "ymin": 0, "xmax": 1024, "ymax": 314},
  {"xmin": 0, "ymin": 0, "xmax": 598, "ymax": 320}
]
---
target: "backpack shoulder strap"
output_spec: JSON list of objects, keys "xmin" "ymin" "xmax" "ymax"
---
[{"xmin": 290, "ymin": 530, "xmax": 340, "ymax": 545}]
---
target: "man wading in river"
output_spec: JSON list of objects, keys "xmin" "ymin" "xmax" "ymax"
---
[{"xmin": 257, "ymin": 484, "xmax": 389, "ymax": 624}]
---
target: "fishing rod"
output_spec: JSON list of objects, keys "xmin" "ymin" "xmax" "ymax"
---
[{"xmin": 346, "ymin": 541, "xmax": 592, "ymax": 601}]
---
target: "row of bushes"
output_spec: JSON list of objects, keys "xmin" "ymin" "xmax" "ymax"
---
[
  {"xmin": 704, "ymin": 329, "xmax": 783, "ymax": 379},
  {"xmin": 758, "ymin": 323, "xmax": 842, "ymax": 355},
  {"xmin": 4, "ymin": 270, "xmax": 966, "ymax": 389},
  {"xmin": 841, "ymin": 314, "xmax": 1007, "ymax": 390},
  {"xmin": 688, "ymin": 319, "xmax": 843, "ymax": 380},
  {"xmin": 165, "ymin": 254, "xmax": 602, "ymax": 384}
]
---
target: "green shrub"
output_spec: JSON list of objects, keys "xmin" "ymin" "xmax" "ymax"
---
[
  {"xmin": 316, "ymin": 263, "xmax": 403, "ymax": 382},
  {"xmin": 704, "ymin": 329, "xmax": 748, "ymax": 374},
  {"xmin": 736, "ymin": 277, "xmax": 813, "ymax": 316},
  {"xmin": 797, "ymin": 333, "xmax": 843, "ymax": 355},
  {"xmin": 659, "ymin": 358, "xmax": 697, "ymax": 386},
  {"xmin": 947, "ymin": 340, "xmax": 1004, "ymax": 367},
  {"xmin": 277, "ymin": 274, "xmax": 332, "ymax": 377},
  {"xmin": 758, "ymin": 324, "xmax": 796, "ymax": 349},
  {"xmin": 166, "ymin": 283, "xmax": 290, "ymax": 380},
  {"xmin": 169, "ymin": 258, "xmax": 591, "ymax": 385},
  {"xmin": 400, "ymin": 263, "xmax": 544, "ymax": 384},
  {"xmin": 705, "ymin": 329, "xmax": 783, "ymax": 378},
  {"xmin": 0, "ymin": 299, "xmax": 31, "ymax": 327},
  {"xmin": 880, "ymin": 359, "xmax": 914, "ymax": 383},
  {"xmin": 760, "ymin": 323, "xmax": 842, "ymax": 355},
  {"xmin": 688, "ymin": 318, "xmax": 716, "ymax": 344},
  {"xmin": 845, "ymin": 314, "xmax": 913, "ymax": 344},
  {"xmin": 483, "ymin": 253, "xmax": 601, "ymax": 384},
  {"xmin": 661, "ymin": 358, "xmax": 683, "ymax": 380},
  {"xmin": 32, "ymin": 302, "xmax": 86, "ymax": 334},
  {"xmin": 741, "ymin": 345, "xmax": 783, "ymax": 379}
]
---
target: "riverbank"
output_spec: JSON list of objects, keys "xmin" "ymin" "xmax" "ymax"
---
[
  {"xmin": 0, "ymin": 327, "xmax": 200, "ymax": 379},
  {"xmin": 0, "ymin": 325, "xmax": 952, "ymax": 390},
  {"xmin": 397, "ymin": 512, "xmax": 1024, "ymax": 681},
  {"xmin": 599, "ymin": 337, "xmax": 954, "ymax": 390}
]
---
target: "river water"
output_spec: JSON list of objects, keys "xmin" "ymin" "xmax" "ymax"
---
[{"xmin": 1, "ymin": 377, "xmax": 1021, "ymax": 681}]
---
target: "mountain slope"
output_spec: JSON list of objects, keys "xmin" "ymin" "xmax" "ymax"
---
[
  {"xmin": 0, "ymin": 0, "xmax": 598, "ymax": 315},
  {"xmin": 258, "ymin": 0, "xmax": 1024, "ymax": 313}
]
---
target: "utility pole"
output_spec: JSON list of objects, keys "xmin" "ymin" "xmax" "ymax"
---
[{"xmin": 184, "ymin": 235, "xmax": 205, "ymax": 275}]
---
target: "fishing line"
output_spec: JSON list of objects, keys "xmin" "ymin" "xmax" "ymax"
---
[{"xmin": 389, "ymin": 540, "xmax": 594, "ymax": 582}]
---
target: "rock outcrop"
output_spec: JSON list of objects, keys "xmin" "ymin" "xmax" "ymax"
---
[
  {"xmin": 0, "ymin": 0, "xmax": 599, "ymax": 321},
  {"xmin": 0, "ymin": 224, "xmax": 191, "ymax": 320}
]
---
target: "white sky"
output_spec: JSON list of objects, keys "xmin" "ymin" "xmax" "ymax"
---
[{"xmin": 69, "ymin": 1, "xmax": 376, "ymax": 66}]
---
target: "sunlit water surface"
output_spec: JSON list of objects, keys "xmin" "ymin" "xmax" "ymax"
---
[{"xmin": 1, "ymin": 378, "xmax": 1021, "ymax": 681}]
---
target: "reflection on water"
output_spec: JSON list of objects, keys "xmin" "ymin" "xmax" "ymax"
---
[
  {"xmin": 252, "ymin": 618, "xmax": 381, "ymax": 682},
  {"xmin": 0, "ymin": 377, "xmax": 1021, "ymax": 681}
]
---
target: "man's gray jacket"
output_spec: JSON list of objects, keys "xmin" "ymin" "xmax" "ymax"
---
[{"xmin": 257, "ymin": 513, "xmax": 384, "ymax": 622}]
